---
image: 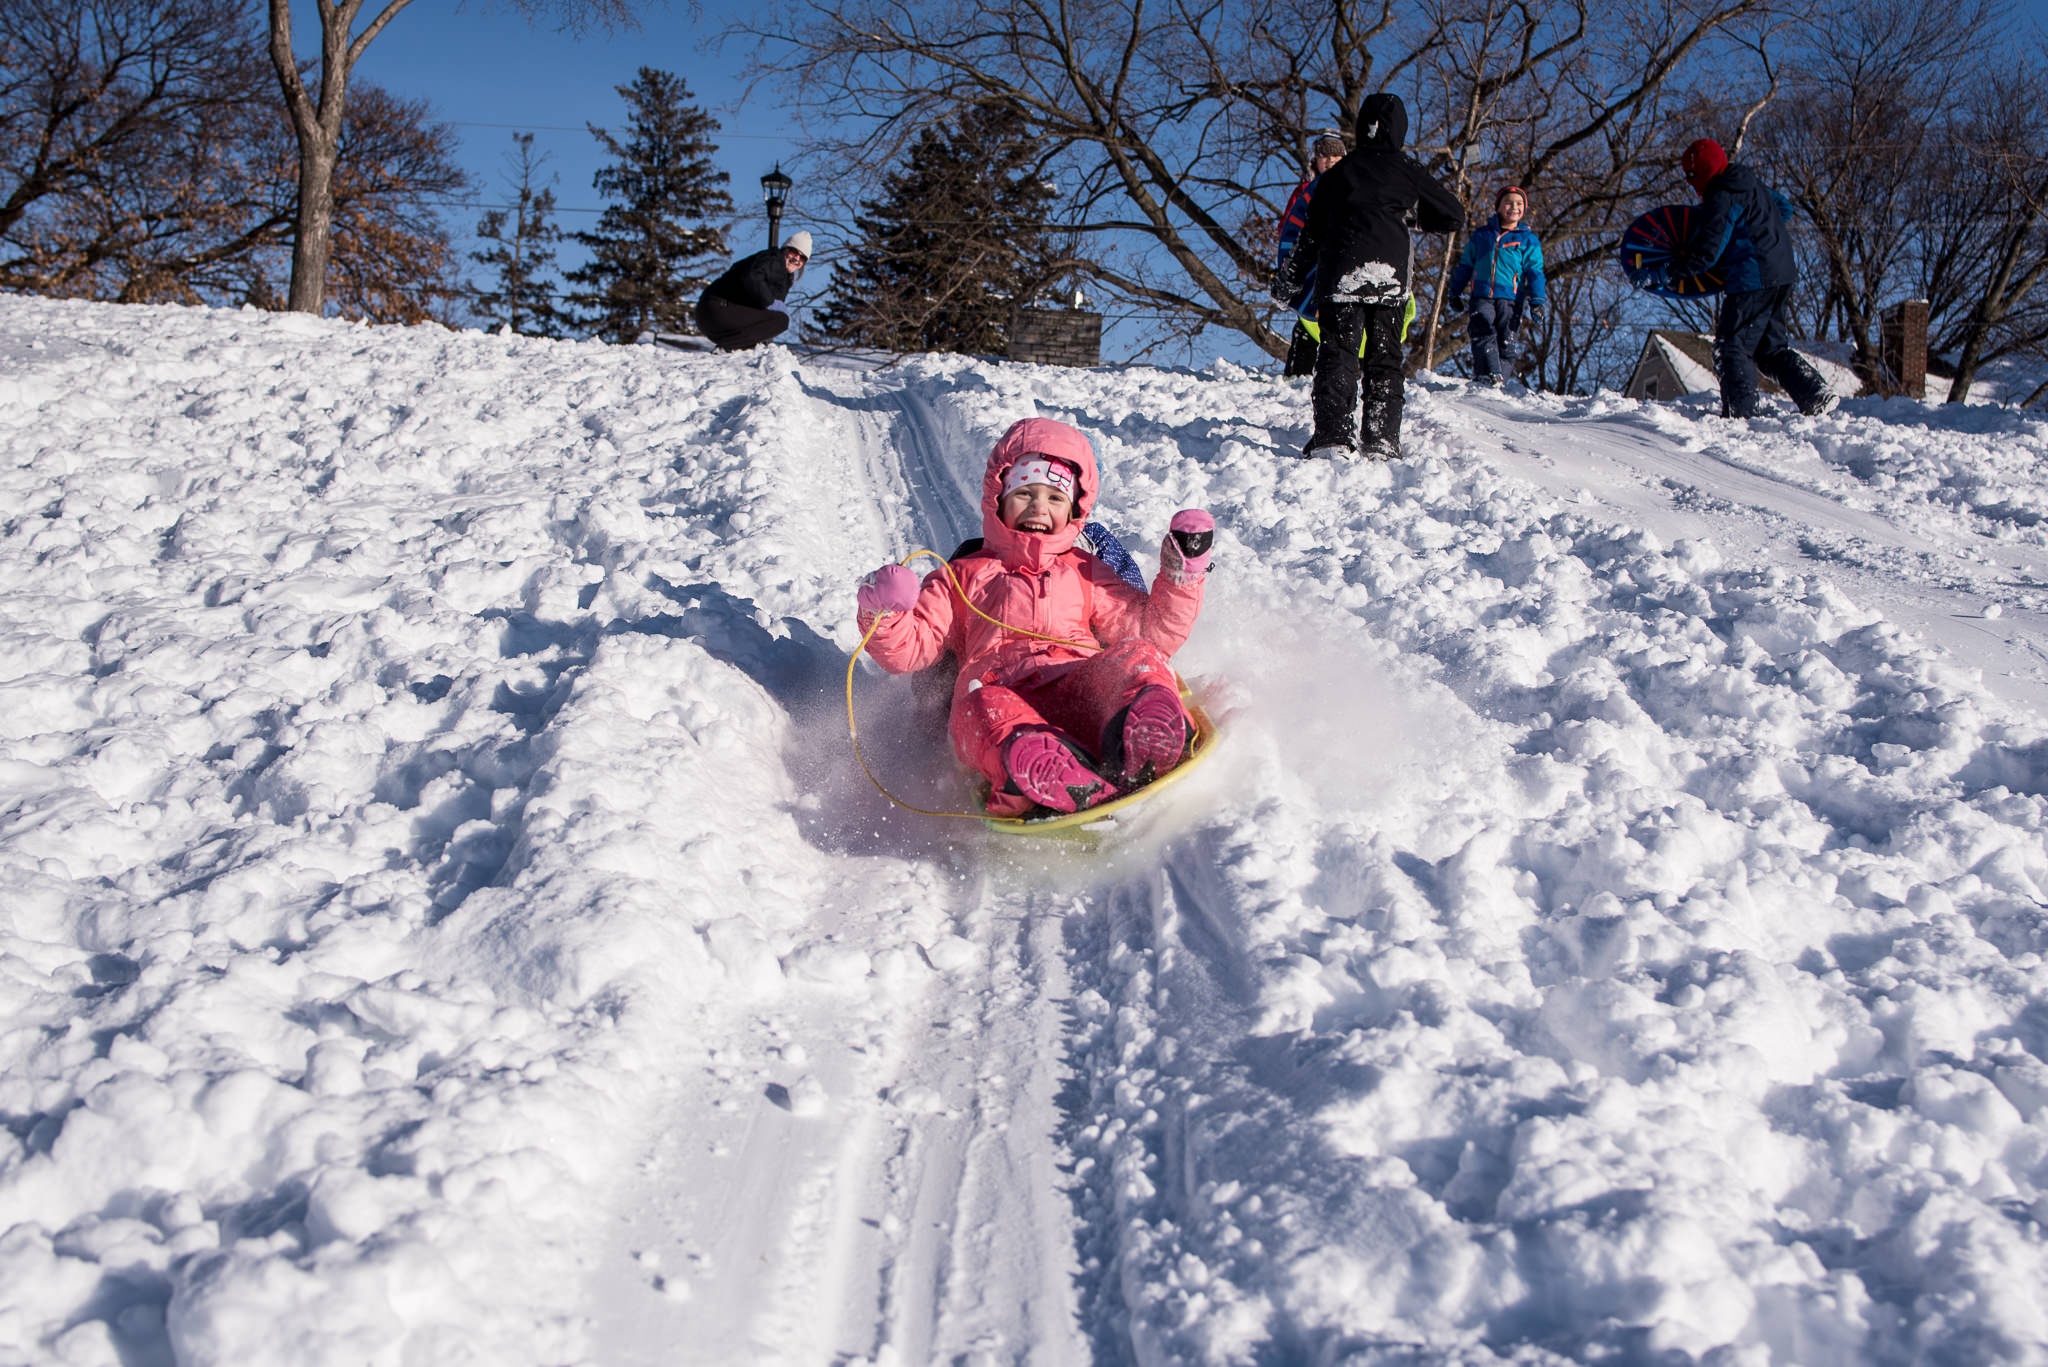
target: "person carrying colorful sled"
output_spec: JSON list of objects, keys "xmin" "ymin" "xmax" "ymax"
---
[
  {"xmin": 1271, "ymin": 92, "xmax": 1464, "ymax": 461},
  {"xmin": 1639, "ymin": 139, "xmax": 1835, "ymax": 419},
  {"xmin": 1274, "ymin": 132, "xmax": 1350, "ymax": 378},
  {"xmin": 1444, "ymin": 185, "xmax": 1547, "ymax": 388},
  {"xmin": 854, "ymin": 418, "xmax": 1213, "ymax": 817}
]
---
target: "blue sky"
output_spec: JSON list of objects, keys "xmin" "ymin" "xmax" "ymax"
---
[
  {"xmin": 339, "ymin": 2, "xmax": 810, "ymax": 314},
  {"xmin": 324, "ymin": 0, "xmax": 1267, "ymax": 362}
]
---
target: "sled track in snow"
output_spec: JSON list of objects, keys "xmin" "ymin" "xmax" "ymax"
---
[
  {"xmin": 802, "ymin": 374, "xmax": 979, "ymax": 555},
  {"xmin": 590, "ymin": 370, "xmax": 1124, "ymax": 1362},
  {"xmin": 890, "ymin": 386, "xmax": 979, "ymax": 553},
  {"xmin": 837, "ymin": 372, "xmax": 1109, "ymax": 1361},
  {"xmin": 784, "ymin": 370, "xmax": 1217, "ymax": 1361}
]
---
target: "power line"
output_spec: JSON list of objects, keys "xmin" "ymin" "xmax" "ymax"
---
[{"xmin": 447, "ymin": 120, "xmax": 794, "ymax": 139}]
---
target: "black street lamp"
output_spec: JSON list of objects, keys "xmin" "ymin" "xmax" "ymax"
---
[{"xmin": 761, "ymin": 165, "xmax": 793, "ymax": 250}]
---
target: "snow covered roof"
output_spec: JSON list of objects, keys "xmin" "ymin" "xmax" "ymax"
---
[
  {"xmin": 1653, "ymin": 329, "xmax": 1719, "ymax": 394},
  {"xmin": 1627, "ymin": 328, "xmax": 1857, "ymax": 402}
]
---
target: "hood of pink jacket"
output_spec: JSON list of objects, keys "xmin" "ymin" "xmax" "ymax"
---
[{"xmin": 980, "ymin": 418, "xmax": 1100, "ymax": 573}]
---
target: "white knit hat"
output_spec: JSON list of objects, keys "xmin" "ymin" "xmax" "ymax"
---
[
  {"xmin": 1002, "ymin": 457, "xmax": 1078, "ymax": 500},
  {"xmin": 785, "ymin": 230, "xmax": 812, "ymax": 259}
]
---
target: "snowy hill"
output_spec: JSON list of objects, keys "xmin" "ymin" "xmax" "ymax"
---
[{"xmin": 3, "ymin": 294, "xmax": 2048, "ymax": 1366}]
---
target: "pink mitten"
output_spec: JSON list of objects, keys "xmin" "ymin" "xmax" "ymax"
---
[
  {"xmin": 857, "ymin": 564, "xmax": 920, "ymax": 620},
  {"xmin": 1161, "ymin": 509, "xmax": 1215, "ymax": 583}
]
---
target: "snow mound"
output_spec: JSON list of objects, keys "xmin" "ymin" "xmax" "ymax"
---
[{"xmin": 3, "ymin": 295, "xmax": 2048, "ymax": 1365}]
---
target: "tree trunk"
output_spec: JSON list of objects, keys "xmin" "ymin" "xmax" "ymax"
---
[
  {"xmin": 287, "ymin": 137, "xmax": 339, "ymax": 312},
  {"xmin": 269, "ymin": 0, "xmax": 415, "ymax": 315},
  {"xmin": 1946, "ymin": 216, "xmax": 2030, "ymax": 404}
]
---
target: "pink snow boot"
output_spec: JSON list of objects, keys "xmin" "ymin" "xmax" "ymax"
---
[
  {"xmin": 1003, "ymin": 729, "xmax": 1120, "ymax": 813},
  {"xmin": 1114, "ymin": 684, "xmax": 1188, "ymax": 783}
]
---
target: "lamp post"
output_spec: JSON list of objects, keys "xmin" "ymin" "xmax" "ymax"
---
[{"xmin": 761, "ymin": 165, "xmax": 793, "ymax": 250}]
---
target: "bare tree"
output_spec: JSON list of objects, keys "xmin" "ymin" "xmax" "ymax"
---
[
  {"xmin": 2, "ymin": 0, "xmax": 464, "ymax": 316},
  {"xmin": 1935, "ymin": 63, "xmax": 2048, "ymax": 402},
  {"xmin": 734, "ymin": 0, "xmax": 1786, "ymax": 363},
  {"xmin": 0, "ymin": 0, "xmax": 265, "ymax": 244},
  {"xmin": 264, "ymin": 0, "xmax": 645, "ymax": 315}
]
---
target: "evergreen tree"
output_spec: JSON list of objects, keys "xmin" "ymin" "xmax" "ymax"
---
[
  {"xmin": 566, "ymin": 68, "xmax": 733, "ymax": 343},
  {"xmin": 810, "ymin": 107, "xmax": 1059, "ymax": 353},
  {"xmin": 472, "ymin": 133, "xmax": 570, "ymax": 338}
]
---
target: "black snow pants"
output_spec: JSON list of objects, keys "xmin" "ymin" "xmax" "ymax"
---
[
  {"xmin": 695, "ymin": 293, "xmax": 790, "ymax": 351},
  {"xmin": 1309, "ymin": 301, "xmax": 1407, "ymax": 455},
  {"xmin": 1715, "ymin": 284, "xmax": 1828, "ymax": 418},
  {"xmin": 1468, "ymin": 298, "xmax": 1521, "ymax": 383}
]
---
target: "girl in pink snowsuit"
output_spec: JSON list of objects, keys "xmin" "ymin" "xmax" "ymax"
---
[{"xmin": 857, "ymin": 418, "xmax": 1214, "ymax": 816}]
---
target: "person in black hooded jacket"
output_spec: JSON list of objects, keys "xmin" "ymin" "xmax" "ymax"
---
[{"xmin": 1272, "ymin": 92, "xmax": 1464, "ymax": 460}]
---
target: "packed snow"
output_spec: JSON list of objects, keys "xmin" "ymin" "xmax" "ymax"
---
[{"xmin": 3, "ymin": 293, "xmax": 2047, "ymax": 1366}]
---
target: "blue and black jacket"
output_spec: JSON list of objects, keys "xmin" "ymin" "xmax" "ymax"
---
[
  {"xmin": 1448, "ymin": 215, "xmax": 1548, "ymax": 305},
  {"xmin": 1273, "ymin": 94, "xmax": 1464, "ymax": 311},
  {"xmin": 1666, "ymin": 162, "xmax": 1797, "ymax": 294},
  {"xmin": 1276, "ymin": 176, "xmax": 1321, "ymax": 323}
]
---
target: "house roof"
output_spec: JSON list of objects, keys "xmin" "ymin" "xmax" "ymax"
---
[
  {"xmin": 1628, "ymin": 329, "xmax": 1787, "ymax": 397},
  {"xmin": 1650, "ymin": 331, "xmax": 1718, "ymax": 394}
]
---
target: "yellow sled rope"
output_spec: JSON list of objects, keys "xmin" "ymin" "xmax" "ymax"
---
[{"xmin": 845, "ymin": 548, "xmax": 1215, "ymax": 829}]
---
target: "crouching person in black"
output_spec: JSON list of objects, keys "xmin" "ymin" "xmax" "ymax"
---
[
  {"xmin": 695, "ymin": 230, "xmax": 811, "ymax": 351},
  {"xmin": 1272, "ymin": 93, "xmax": 1463, "ymax": 461}
]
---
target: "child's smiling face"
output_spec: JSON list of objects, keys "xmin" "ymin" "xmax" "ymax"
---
[{"xmin": 999, "ymin": 483, "xmax": 1074, "ymax": 535}]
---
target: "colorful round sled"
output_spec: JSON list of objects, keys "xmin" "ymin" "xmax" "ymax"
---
[{"xmin": 1619, "ymin": 204, "xmax": 1726, "ymax": 298}]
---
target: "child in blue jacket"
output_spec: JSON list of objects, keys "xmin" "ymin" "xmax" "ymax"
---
[{"xmin": 1446, "ymin": 185, "xmax": 1547, "ymax": 386}]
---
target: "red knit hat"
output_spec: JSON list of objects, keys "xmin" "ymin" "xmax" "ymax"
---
[{"xmin": 1682, "ymin": 138, "xmax": 1728, "ymax": 194}]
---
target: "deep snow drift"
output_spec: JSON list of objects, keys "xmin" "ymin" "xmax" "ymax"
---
[{"xmin": 3, "ymin": 295, "xmax": 2048, "ymax": 1366}]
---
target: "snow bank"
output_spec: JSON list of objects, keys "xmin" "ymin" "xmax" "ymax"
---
[
  {"xmin": 4, "ymin": 294, "xmax": 2048, "ymax": 1365},
  {"xmin": 0, "ymin": 300, "xmax": 951, "ymax": 1364}
]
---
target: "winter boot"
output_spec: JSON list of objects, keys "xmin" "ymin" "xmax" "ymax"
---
[
  {"xmin": 1107, "ymin": 684, "xmax": 1188, "ymax": 784},
  {"xmin": 1003, "ymin": 728, "xmax": 1120, "ymax": 813},
  {"xmin": 1360, "ymin": 436, "xmax": 1403, "ymax": 461},
  {"xmin": 1714, "ymin": 345, "xmax": 1763, "ymax": 419},
  {"xmin": 1304, "ymin": 442, "xmax": 1356, "ymax": 460},
  {"xmin": 1767, "ymin": 349, "xmax": 1838, "ymax": 416}
]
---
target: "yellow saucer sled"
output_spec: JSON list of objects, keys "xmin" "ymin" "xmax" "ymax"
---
[{"xmin": 975, "ymin": 679, "xmax": 1216, "ymax": 837}]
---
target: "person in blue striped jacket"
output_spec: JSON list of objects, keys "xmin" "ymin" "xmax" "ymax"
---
[
  {"xmin": 1273, "ymin": 133, "xmax": 1349, "ymax": 376},
  {"xmin": 1444, "ymin": 186, "xmax": 1547, "ymax": 387}
]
